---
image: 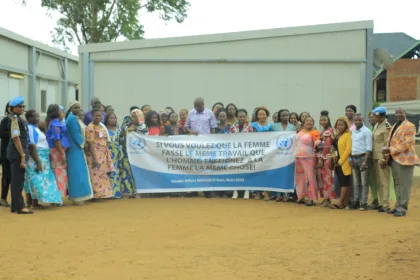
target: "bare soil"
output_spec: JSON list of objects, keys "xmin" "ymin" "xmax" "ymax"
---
[{"xmin": 1, "ymin": 183, "xmax": 420, "ymax": 280}]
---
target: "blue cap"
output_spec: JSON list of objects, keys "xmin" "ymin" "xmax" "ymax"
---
[
  {"xmin": 9, "ymin": 96, "xmax": 24, "ymax": 107},
  {"xmin": 372, "ymin": 106, "xmax": 387, "ymax": 116}
]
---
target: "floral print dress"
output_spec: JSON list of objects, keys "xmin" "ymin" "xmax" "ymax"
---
[
  {"xmin": 108, "ymin": 129, "xmax": 123, "ymax": 198},
  {"xmin": 86, "ymin": 124, "xmax": 114, "ymax": 199},
  {"xmin": 316, "ymin": 128, "xmax": 335, "ymax": 199},
  {"xmin": 24, "ymin": 124, "xmax": 63, "ymax": 204}
]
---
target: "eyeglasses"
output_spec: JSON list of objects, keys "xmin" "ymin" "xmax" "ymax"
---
[{"xmin": 18, "ymin": 105, "xmax": 25, "ymax": 109}]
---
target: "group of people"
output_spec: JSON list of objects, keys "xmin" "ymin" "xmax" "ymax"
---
[{"xmin": 0, "ymin": 96, "xmax": 418, "ymax": 217}]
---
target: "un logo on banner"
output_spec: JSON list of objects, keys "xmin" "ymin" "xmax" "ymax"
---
[
  {"xmin": 276, "ymin": 136, "xmax": 294, "ymax": 155},
  {"xmin": 130, "ymin": 137, "xmax": 146, "ymax": 154}
]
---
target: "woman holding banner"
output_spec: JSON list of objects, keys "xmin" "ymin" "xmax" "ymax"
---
[
  {"xmin": 230, "ymin": 109, "xmax": 253, "ymax": 199},
  {"xmin": 251, "ymin": 107, "xmax": 274, "ymax": 201},
  {"xmin": 120, "ymin": 109, "xmax": 148, "ymax": 198}
]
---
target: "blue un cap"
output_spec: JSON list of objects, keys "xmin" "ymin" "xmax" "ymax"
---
[
  {"xmin": 9, "ymin": 96, "xmax": 24, "ymax": 107},
  {"xmin": 372, "ymin": 107, "xmax": 387, "ymax": 116}
]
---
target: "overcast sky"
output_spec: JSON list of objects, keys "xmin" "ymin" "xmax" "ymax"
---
[{"xmin": 0, "ymin": 0, "xmax": 418, "ymax": 55}]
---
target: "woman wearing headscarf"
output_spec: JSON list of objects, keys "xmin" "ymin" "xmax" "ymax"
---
[
  {"xmin": 121, "ymin": 106, "xmax": 140, "ymax": 130},
  {"xmin": 24, "ymin": 109, "xmax": 62, "ymax": 207},
  {"xmin": 45, "ymin": 104, "xmax": 70, "ymax": 203},
  {"xmin": 7, "ymin": 96, "xmax": 32, "ymax": 214},
  {"xmin": 0, "ymin": 102, "xmax": 12, "ymax": 207},
  {"xmin": 65, "ymin": 101, "xmax": 93, "ymax": 204},
  {"xmin": 86, "ymin": 108, "xmax": 114, "ymax": 199},
  {"xmin": 59, "ymin": 106, "xmax": 66, "ymax": 124},
  {"xmin": 120, "ymin": 109, "xmax": 147, "ymax": 197}
]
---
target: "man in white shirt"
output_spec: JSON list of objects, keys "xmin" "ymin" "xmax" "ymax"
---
[{"xmin": 348, "ymin": 113, "xmax": 372, "ymax": 210}]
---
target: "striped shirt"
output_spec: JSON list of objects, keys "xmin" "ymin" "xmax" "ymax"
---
[{"xmin": 272, "ymin": 123, "xmax": 296, "ymax": 132}]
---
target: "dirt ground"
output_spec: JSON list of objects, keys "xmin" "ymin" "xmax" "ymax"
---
[{"xmin": 1, "ymin": 184, "xmax": 420, "ymax": 280}]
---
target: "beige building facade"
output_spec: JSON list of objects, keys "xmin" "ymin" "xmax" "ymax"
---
[
  {"xmin": 79, "ymin": 20, "xmax": 374, "ymax": 121},
  {"xmin": 0, "ymin": 27, "xmax": 79, "ymax": 117}
]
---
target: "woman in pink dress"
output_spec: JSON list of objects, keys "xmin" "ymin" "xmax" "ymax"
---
[
  {"xmin": 316, "ymin": 111, "xmax": 335, "ymax": 207},
  {"xmin": 296, "ymin": 117, "xmax": 320, "ymax": 206}
]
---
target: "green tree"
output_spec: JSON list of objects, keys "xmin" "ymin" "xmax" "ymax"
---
[{"xmin": 19, "ymin": 0, "xmax": 190, "ymax": 51}]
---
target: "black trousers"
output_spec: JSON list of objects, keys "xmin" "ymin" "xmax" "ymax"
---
[
  {"xmin": 1, "ymin": 158, "xmax": 11, "ymax": 199},
  {"xmin": 10, "ymin": 159, "xmax": 25, "ymax": 212}
]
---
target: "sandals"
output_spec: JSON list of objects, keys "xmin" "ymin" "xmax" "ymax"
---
[
  {"xmin": 320, "ymin": 199, "xmax": 331, "ymax": 207},
  {"xmin": 329, "ymin": 204, "xmax": 345, "ymax": 209},
  {"xmin": 296, "ymin": 198, "xmax": 305, "ymax": 204}
]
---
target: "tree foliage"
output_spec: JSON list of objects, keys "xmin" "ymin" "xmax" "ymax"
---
[{"xmin": 19, "ymin": 0, "xmax": 190, "ymax": 51}]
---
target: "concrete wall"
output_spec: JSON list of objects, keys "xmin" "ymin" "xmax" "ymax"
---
[
  {"xmin": 387, "ymin": 59, "xmax": 420, "ymax": 101},
  {"xmin": 79, "ymin": 20, "xmax": 374, "ymax": 123},
  {"xmin": 0, "ymin": 28, "xmax": 79, "ymax": 117}
]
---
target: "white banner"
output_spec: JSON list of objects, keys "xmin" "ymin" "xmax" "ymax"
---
[{"xmin": 127, "ymin": 132, "xmax": 297, "ymax": 193}]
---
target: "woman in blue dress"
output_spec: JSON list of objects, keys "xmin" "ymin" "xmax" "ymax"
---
[
  {"xmin": 65, "ymin": 101, "xmax": 93, "ymax": 204},
  {"xmin": 251, "ymin": 107, "xmax": 274, "ymax": 200},
  {"xmin": 24, "ymin": 110, "xmax": 62, "ymax": 207}
]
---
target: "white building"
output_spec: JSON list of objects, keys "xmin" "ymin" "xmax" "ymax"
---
[
  {"xmin": 0, "ymin": 27, "xmax": 79, "ymax": 116},
  {"xmin": 79, "ymin": 20, "xmax": 374, "ymax": 121}
]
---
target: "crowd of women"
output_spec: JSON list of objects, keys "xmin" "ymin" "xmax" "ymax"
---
[{"xmin": 0, "ymin": 96, "xmax": 418, "ymax": 217}]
